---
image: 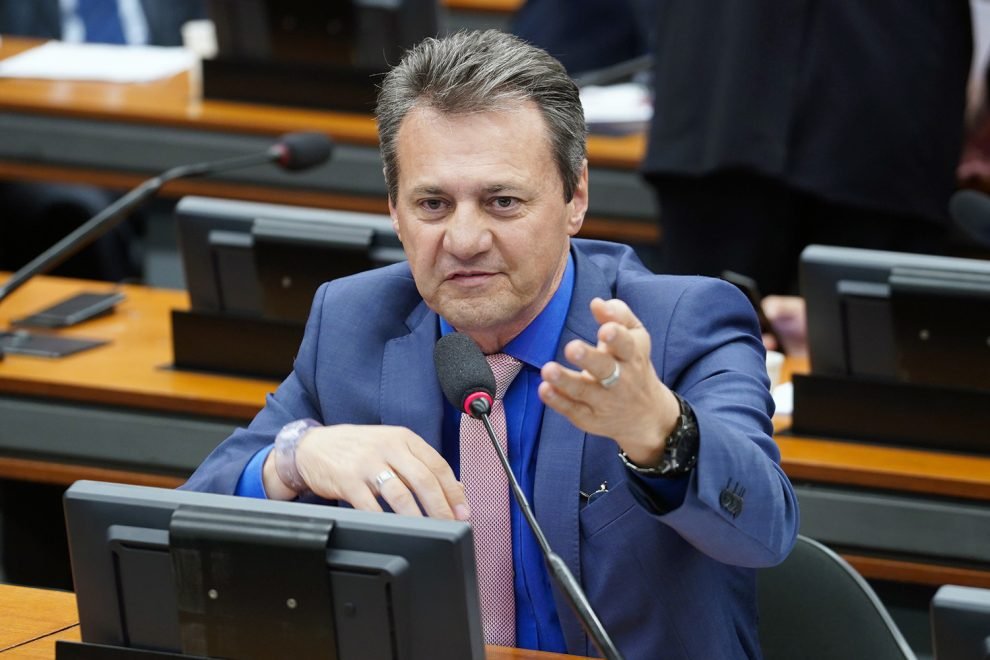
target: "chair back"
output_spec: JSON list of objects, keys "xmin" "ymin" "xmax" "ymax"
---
[{"xmin": 758, "ymin": 535, "xmax": 916, "ymax": 660}]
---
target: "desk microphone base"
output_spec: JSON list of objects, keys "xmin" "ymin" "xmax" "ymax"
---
[{"xmin": 792, "ymin": 374, "xmax": 990, "ymax": 454}]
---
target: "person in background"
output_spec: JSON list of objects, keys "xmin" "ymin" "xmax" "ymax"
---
[
  {"xmin": 510, "ymin": 0, "xmax": 655, "ymax": 76},
  {"xmin": 0, "ymin": 0, "xmax": 205, "ymax": 46},
  {"xmin": 642, "ymin": 1, "xmax": 972, "ymax": 295},
  {"xmin": 182, "ymin": 30, "xmax": 798, "ymax": 659}
]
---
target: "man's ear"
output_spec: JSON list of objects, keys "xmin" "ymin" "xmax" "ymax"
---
[
  {"xmin": 388, "ymin": 196, "xmax": 402, "ymax": 241},
  {"xmin": 566, "ymin": 159, "xmax": 589, "ymax": 237},
  {"xmin": 385, "ymin": 169, "xmax": 402, "ymax": 240}
]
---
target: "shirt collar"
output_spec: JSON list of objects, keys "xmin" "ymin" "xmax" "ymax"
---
[{"xmin": 439, "ymin": 253, "xmax": 575, "ymax": 369}]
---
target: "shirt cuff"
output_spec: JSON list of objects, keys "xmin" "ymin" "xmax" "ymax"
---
[
  {"xmin": 626, "ymin": 470, "xmax": 691, "ymax": 514},
  {"xmin": 234, "ymin": 444, "xmax": 275, "ymax": 498}
]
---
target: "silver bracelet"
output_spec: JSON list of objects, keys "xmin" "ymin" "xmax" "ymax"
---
[{"xmin": 274, "ymin": 418, "xmax": 320, "ymax": 493}]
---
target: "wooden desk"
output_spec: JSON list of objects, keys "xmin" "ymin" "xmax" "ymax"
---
[
  {"xmin": 2, "ymin": 276, "xmax": 990, "ymax": 590},
  {"xmin": 0, "ymin": 584, "xmax": 584, "ymax": 659},
  {"xmin": 0, "ymin": 585, "xmax": 77, "ymax": 655},
  {"xmin": 0, "ymin": 37, "xmax": 656, "ymax": 245},
  {"xmin": 0, "ymin": 275, "xmax": 272, "ymax": 487}
]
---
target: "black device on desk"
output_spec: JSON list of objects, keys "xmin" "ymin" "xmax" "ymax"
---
[
  {"xmin": 793, "ymin": 245, "xmax": 990, "ymax": 453},
  {"xmin": 0, "ymin": 289, "xmax": 118, "ymax": 357},
  {"xmin": 171, "ymin": 196, "xmax": 404, "ymax": 378},
  {"xmin": 61, "ymin": 480, "xmax": 484, "ymax": 660},
  {"xmin": 204, "ymin": 0, "xmax": 440, "ymax": 112},
  {"xmin": 13, "ymin": 291, "xmax": 125, "ymax": 328}
]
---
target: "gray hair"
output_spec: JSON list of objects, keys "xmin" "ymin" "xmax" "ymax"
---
[{"xmin": 376, "ymin": 30, "xmax": 587, "ymax": 205}]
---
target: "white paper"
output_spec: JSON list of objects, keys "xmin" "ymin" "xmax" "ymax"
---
[
  {"xmin": 772, "ymin": 381, "xmax": 794, "ymax": 416},
  {"xmin": 0, "ymin": 41, "xmax": 195, "ymax": 83},
  {"xmin": 580, "ymin": 82, "xmax": 653, "ymax": 134}
]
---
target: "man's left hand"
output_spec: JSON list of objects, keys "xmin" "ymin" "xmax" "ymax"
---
[{"xmin": 538, "ymin": 298, "xmax": 681, "ymax": 466}]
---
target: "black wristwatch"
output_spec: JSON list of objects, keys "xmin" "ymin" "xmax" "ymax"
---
[{"xmin": 618, "ymin": 392, "xmax": 699, "ymax": 478}]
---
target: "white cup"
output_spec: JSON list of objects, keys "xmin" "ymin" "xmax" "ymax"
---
[{"xmin": 765, "ymin": 350, "xmax": 785, "ymax": 391}]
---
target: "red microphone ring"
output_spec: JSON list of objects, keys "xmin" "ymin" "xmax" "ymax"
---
[{"xmin": 463, "ymin": 391, "xmax": 493, "ymax": 414}]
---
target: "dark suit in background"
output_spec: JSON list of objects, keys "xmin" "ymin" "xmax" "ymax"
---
[
  {"xmin": 643, "ymin": 0, "xmax": 973, "ymax": 294},
  {"xmin": 0, "ymin": 0, "xmax": 205, "ymax": 45},
  {"xmin": 511, "ymin": 0, "xmax": 655, "ymax": 75}
]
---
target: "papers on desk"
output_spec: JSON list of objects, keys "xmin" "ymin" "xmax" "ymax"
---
[
  {"xmin": 580, "ymin": 82, "xmax": 653, "ymax": 135},
  {"xmin": 772, "ymin": 381, "xmax": 794, "ymax": 416},
  {"xmin": 0, "ymin": 41, "xmax": 195, "ymax": 83}
]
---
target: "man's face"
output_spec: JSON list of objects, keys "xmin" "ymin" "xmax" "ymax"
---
[{"xmin": 388, "ymin": 102, "xmax": 588, "ymax": 351}]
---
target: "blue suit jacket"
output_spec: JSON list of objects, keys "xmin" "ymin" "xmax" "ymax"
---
[
  {"xmin": 184, "ymin": 239, "xmax": 799, "ymax": 659},
  {"xmin": 0, "ymin": 0, "xmax": 205, "ymax": 46}
]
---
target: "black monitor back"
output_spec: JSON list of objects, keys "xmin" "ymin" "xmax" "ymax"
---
[
  {"xmin": 64, "ymin": 481, "xmax": 485, "ymax": 660},
  {"xmin": 175, "ymin": 196, "xmax": 404, "ymax": 324},
  {"xmin": 204, "ymin": 0, "xmax": 440, "ymax": 112},
  {"xmin": 793, "ymin": 245, "xmax": 990, "ymax": 453},
  {"xmin": 172, "ymin": 196, "xmax": 404, "ymax": 378}
]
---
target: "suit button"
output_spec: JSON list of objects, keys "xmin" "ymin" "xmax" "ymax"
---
[{"xmin": 720, "ymin": 488, "xmax": 744, "ymax": 518}]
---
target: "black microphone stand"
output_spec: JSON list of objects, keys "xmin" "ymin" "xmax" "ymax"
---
[
  {"xmin": 0, "ymin": 147, "xmax": 281, "ymax": 305},
  {"xmin": 469, "ymin": 399, "xmax": 625, "ymax": 660}
]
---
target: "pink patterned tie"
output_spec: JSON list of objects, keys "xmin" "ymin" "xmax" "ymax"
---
[{"xmin": 460, "ymin": 353, "xmax": 522, "ymax": 647}]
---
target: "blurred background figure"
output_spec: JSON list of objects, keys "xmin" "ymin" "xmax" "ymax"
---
[
  {"xmin": 512, "ymin": 0, "xmax": 975, "ymax": 299},
  {"xmin": 511, "ymin": 0, "xmax": 655, "ymax": 76},
  {"xmin": 641, "ymin": 1, "xmax": 973, "ymax": 295},
  {"xmin": 0, "ymin": 0, "xmax": 206, "ymax": 283},
  {"xmin": 0, "ymin": 0, "xmax": 205, "ymax": 46}
]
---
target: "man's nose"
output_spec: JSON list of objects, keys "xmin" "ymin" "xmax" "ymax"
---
[{"xmin": 442, "ymin": 205, "xmax": 493, "ymax": 259}]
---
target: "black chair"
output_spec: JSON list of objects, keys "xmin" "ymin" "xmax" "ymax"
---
[{"xmin": 758, "ymin": 535, "xmax": 916, "ymax": 660}]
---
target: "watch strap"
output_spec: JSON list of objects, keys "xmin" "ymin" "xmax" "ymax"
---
[
  {"xmin": 618, "ymin": 392, "xmax": 699, "ymax": 477},
  {"xmin": 274, "ymin": 418, "xmax": 320, "ymax": 493}
]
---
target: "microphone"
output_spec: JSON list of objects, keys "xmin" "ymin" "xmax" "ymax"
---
[
  {"xmin": 0, "ymin": 132, "xmax": 334, "ymax": 304},
  {"xmin": 434, "ymin": 333, "xmax": 624, "ymax": 660},
  {"xmin": 949, "ymin": 189, "xmax": 990, "ymax": 248}
]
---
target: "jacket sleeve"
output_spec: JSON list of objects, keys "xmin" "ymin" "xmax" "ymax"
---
[{"xmin": 648, "ymin": 277, "xmax": 799, "ymax": 567}]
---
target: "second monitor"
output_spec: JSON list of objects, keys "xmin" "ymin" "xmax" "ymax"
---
[{"xmin": 172, "ymin": 196, "xmax": 404, "ymax": 378}]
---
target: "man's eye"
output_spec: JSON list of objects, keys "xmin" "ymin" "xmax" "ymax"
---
[
  {"xmin": 492, "ymin": 197, "xmax": 517, "ymax": 209},
  {"xmin": 421, "ymin": 199, "xmax": 446, "ymax": 211}
]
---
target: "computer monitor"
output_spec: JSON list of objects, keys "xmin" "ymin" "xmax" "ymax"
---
[
  {"xmin": 64, "ymin": 480, "xmax": 484, "ymax": 660},
  {"xmin": 800, "ymin": 244, "xmax": 990, "ymax": 391},
  {"xmin": 203, "ymin": 0, "xmax": 441, "ymax": 112},
  {"xmin": 930, "ymin": 585, "xmax": 990, "ymax": 660},
  {"xmin": 175, "ymin": 196, "xmax": 404, "ymax": 324},
  {"xmin": 209, "ymin": 0, "xmax": 438, "ymax": 69},
  {"xmin": 794, "ymin": 245, "xmax": 990, "ymax": 451}
]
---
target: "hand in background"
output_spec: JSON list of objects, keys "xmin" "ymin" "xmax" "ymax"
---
[{"xmin": 762, "ymin": 295, "xmax": 808, "ymax": 358}]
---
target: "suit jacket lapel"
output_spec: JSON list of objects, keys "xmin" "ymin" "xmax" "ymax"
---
[
  {"xmin": 380, "ymin": 300, "xmax": 444, "ymax": 453},
  {"xmin": 534, "ymin": 245, "xmax": 614, "ymax": 655}
]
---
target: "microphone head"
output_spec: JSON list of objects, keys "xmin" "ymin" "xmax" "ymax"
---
[
  {"xmin": 949, "ymin": 189, "xmax": 990, "ymax": 248},
  {"xmin": 434, "ymin": 333, "xmax": 495, "ymax": 418},
  {"xmin": 274, "ymin": 132, "xmax": 334, "ymax": 171}
]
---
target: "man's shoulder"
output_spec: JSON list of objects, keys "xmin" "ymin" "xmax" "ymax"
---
[
  {"xmin": 323, "ymin": 261, "xmax": 415, "ymax": 296},
  {"xmin": 572, "ymin": 238, "xmax": 736, "ymax": 296},
  {"xmin": 314, "ymin": 261, "xmax": 424, "ymax": 326}
]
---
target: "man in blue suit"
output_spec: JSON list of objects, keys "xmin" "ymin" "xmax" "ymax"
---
[
  {"xmin": 183, "ymin": 30, "xmax": 799, "ymax": 659},
  {"xmin": 0, "ymin": 0, "xmax": 205, "ymax": 46}
]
